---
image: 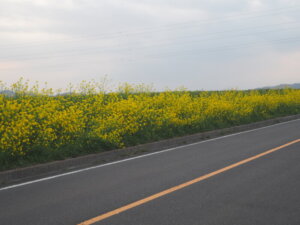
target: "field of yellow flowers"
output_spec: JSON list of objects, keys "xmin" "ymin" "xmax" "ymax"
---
[{"xmin": 1, "ymin": 80, "xmax": 300, "ymax": 170}]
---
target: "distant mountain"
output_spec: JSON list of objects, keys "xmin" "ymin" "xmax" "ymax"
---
[
  {"xmin": 258, "ymin": 83, "xmax": 300, "ymax": 89},
  {"xmin": 0, "ymin": 90, "xmax": 15, "ymax": 96}
]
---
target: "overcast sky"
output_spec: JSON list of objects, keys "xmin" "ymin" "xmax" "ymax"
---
[{"xmin": 0, "ymin": 0, "xmax": 300, "ymax": 90}]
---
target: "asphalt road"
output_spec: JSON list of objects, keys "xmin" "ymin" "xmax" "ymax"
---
[{"xmin": 1, "ymin": 119, "xmax": 300, "ymax": 225}]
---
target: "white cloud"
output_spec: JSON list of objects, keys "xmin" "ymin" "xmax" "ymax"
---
[
  {"xmin": 108, "ymin": 0, "xmax": 209, "ymax": 22},
  {"xmin": 248, "ymin": 0, "xmax": 265, "ymax": 10},
  {"xmin": 0, "ymin": 0, "xmax": 299, "ymax": 89},
  {"xmin": 2, "ymin": 0, "xmax": 77, "ymax": 9}
]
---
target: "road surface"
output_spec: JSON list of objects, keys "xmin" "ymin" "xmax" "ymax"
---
[{"xmin": 0, "ymin": 119, "xmax": 300, "ymax": 225}]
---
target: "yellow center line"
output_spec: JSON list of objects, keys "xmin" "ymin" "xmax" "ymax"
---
[{"xmin": 78, "ymin": 139, "xmax": 300, "ymax": 225}]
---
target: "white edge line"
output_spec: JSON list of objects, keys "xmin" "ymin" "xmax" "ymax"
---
[{"xmin": 0, "ymin": 118, "xmax": 299, "ymax": 191}]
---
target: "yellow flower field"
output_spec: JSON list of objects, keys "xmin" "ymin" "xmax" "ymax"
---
[{"xmin": 0, "ymin": 80, "xmax": 300, "ymax": 170}]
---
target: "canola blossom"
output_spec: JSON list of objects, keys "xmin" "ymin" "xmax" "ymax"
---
[{"xmin": 0, "ymin": 80, "xmax": 300, "ymax": 169}]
